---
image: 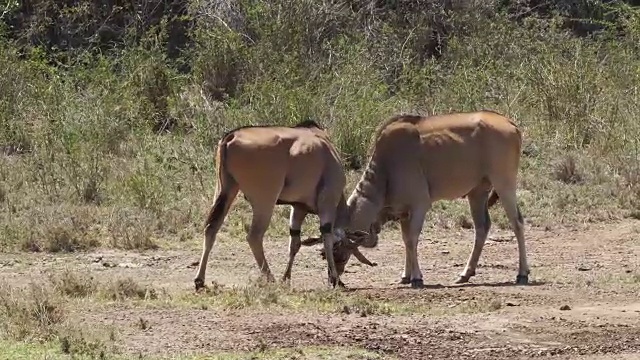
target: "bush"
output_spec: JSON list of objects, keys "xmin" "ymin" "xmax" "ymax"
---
[{"xmin": 2, "ymin": 1, "xmax": 640, "ymax": 251}]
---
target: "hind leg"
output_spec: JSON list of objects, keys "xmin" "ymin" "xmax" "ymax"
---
[
  {"xmin": 194, "ymin": 185, "xmax": 239, "ymax": 290},
  {"xmin": 400, "ymin": 224, "xmax": 412, "ymax": 284},
  {"xmin": 495, "ymin": 186, "xmax": 529, "ymax": 284},
  {"xmin": 456, "ymin": 187, "xmax": 492, "ymax": 284},
  {"xmin": 400, "ymin": 255, "xmax": 411, "ymax": 285},
  {"xmin": 282, "ymin": 205, "xmax": 307, "ymax": 283},
  {"xmin": 316, "ymin": 188, "xmax": 344, "ymax": 289}
]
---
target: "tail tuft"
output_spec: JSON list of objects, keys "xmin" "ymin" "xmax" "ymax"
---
[
  {"xmin": 487, "ymin": 189, "xmax": 500, "ymax": 208},
  {"xmin": 204, "ymin": 193, "xmax": 228, "ymax": 230}
]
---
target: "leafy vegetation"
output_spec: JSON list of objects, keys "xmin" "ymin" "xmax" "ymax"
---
[{"xmin": 2, "ymin": 1, "xmax": 640, "ymax": 253}]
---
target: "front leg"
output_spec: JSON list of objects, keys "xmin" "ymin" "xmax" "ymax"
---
[
  {"xmin": 282, "ymin": 206, "xmax": 308, "ymax": 283},
  {"xmin": 320, "ymin": 222, "xmax": 340, "ymax": 288},
  {"xmin": 400, "ymin": 205, "xmax": 429, "ymax": 289},
  {"xmin": 400, "ymin": 254, "xmax": 411, "ymax": 284}
]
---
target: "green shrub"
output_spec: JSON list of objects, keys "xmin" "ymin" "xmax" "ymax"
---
[{"xmin": 2, "ymin": 1, "xmax": 640, "ymax": 251}]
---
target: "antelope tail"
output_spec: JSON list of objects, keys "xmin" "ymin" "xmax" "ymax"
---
[
  {"xmin": 487, "ymin": 189, "xmax": 499, "ymax": 208},
  {"xmin": 204, "ymin": 133, "xmax": 235, "ymax": 229}
]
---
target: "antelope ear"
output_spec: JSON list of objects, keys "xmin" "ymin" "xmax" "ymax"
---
[{"xmin": 301, "ymin": 237, "xmax": 322, "ymax": 246}]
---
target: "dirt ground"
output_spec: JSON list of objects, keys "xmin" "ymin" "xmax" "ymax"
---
[{"xmin": 2, "ymin": 219, "xmax": 640, "ymax": 359}]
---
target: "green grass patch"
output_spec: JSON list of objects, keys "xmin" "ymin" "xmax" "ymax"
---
[
  {"xmin": 34, "ymin": 268, "xmax": 514, "ymax": 317},
  {"xmin": 108, "ymin": 280, "xmax": 508, "ymax": 317},
  {"xmin": 171, "ymin": 346, "xmax": 393, "ymax": 360},
  {"xmin": 0, "ymin": 341, "xmax": 391, "ymax": 360},
  {"xmin": 0, "ymin": 340, "xmax": 63, "ymax": 360}
]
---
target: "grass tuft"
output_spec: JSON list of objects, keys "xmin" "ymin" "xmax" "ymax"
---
[
  {"xmin": 49, "ymin": 269, "xmax": 97, "ymax": 298},
  {"xmin": 99, "ymin": 277, "xmax": 159, "ymax": 301},
  {"xmin": 0, "ymin": 281, "xmax": 65, "ymax": 341}
]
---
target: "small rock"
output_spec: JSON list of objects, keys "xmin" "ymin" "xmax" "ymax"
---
[
  {"xmin": 488, "ymin": 236, "xmax": 513, "ymax": 242},
  {"xmin": 102, "ymin": 261, "xmax": 116, "ymax": 268},
  {"xmin": 560, "ymin": 305, "xmax": 571, "ymax": 311},
  {"xmin": 188, "ymin": 261, "xmax": 199, "ymax": 268},
  {"xmin": 440, "ymin": 250, "xmax": 450, "ymax": 255},
  {"xmin": 577, "ymin": 265, "xmax": 592, "ymax": 271},
  {"xmin": 341, "ymin": 305, "xmax": 351, "ymax": 314},
  {"xmin": 625, "ymin": 269, "xmax": 632, "ymax": 274},
  {"xmin": 118, "ymin": 262, "xmax": 141, "ymax": 268},
  {"xmin": 506, "ymin": 302, "xmax": 520, "ymax": 307}
]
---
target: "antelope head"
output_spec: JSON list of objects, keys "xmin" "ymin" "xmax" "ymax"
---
[{"xmin": 300, "ymin": 229, "xmax": 377, "ymax": 277}]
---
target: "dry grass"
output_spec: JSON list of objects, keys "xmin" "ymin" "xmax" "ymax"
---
[
  {"xmin": 99, "ymin": 277, "xmax": 159, "ymax": 302},
  {"xmin": 2, "ymin": 3, "xmax": 640, "ymax": 255},
  {"xmin": 14, "ymin": 269, "xmax": 506, "ymax": 318},
  {"xmin": 49, "ymin": 268, "xmax": 97, "ymax": 298},
  {"xmin": 0, "ymin": 268, "xmax": 510, "ymax": 359},
  {"xmin": 0, "ymin": 277, "xmax": 118, "ymax": 358},
  {"xmin": 0, "ymin": 281, "xmax": 65, "ymax": 342}
]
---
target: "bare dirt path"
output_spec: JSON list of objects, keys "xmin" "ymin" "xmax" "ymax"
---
[{"xmin": 1, "ymin": 219, "xmax": 640, "ymax": 359}]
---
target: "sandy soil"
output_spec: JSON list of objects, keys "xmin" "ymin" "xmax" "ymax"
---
[{"xmin": 2, "ymin": 218, "xmax": 640, "ymax": 359}]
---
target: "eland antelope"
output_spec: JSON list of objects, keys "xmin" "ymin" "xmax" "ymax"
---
[
  {"xmin": 193, "ymin": 120, "xmax": 374, "ymax": 291},
  {"xmin": 338, "ymin": 111, "xmax": 530, "ymax": 288}
]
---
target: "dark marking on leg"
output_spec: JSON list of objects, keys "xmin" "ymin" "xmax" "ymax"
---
[
  {"xmin": 327, "ymin": 268, "xmax": 341, "ymax": 288},
  {"xmin": 194, "ymin": 278, "xmax": 205, "ymax": 290},
  {"xmin": 516, "ymin": 274, "xmax": 529, "ymax": 285},
  {"xmin": 319, "ymin": 223, "xmax": 332, "ymax": 235},
  {"xmin": 411, "ymin": 279, "xmax": 424, "ymax": 289},
  {"xmin": 289, "ymin": 228, "xmax": 301, "ymax": 237}
]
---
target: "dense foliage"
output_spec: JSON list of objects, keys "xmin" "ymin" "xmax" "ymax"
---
[{"xmin": 2, "ymin": 0, "xmax": 640, "ymax": 251}]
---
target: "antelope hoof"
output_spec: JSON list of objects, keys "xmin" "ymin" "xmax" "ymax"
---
[
  {"xmin": 516, "ymin": 274, "xmax": 529, "ymax": 285},
  {"xmin": 455, "ymin": 275, "xmax": 471, "ymax": 284},
  {"xmin": 399, "ymin": 276, "xmax": 411, "ymax": 284},
  {"xmin": 194, "ymin": 278, "xmax": 205, "ymax": 291},
  {"xmin": 410, "ymin": 279, "xmax": 424, "ymax": 289}
]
